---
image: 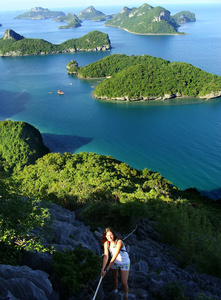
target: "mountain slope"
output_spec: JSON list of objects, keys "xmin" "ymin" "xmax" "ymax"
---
[{"xmin": 105, "ymin": 3, "xmax": 180, "ymax": 34}]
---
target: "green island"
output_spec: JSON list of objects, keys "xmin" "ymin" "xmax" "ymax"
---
[
  {"xmin": 77, "ymin": 5, "xmax": 112, "ymax": 22},
  {"xmin": 53, "ymin": 13, "xmax": 82, "ymax": 29},
  {"xmin": 67, "ymin": 54, "xmax": 221, "ymax": 101},
  {"xmin": 104, "ymin": 3, "xmax": 183, "ymax": 35},
  {"xmin": 1, "ymin": 119, "xmax": 221, "ymax": 296},
  {"xmin": 0, "ymin": 29, "xmax": 111, "ymax": 57},
  {"xmin": 15, "ymin": 7, "xmax": 65, "ymax": 19},
  {"xmin": 172, "ymin": 11, "xmax": 196, "ymax": 23}
]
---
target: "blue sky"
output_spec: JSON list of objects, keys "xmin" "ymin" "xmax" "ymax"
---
[{"xmin": 0, "ymin": 0, "xmax": 219, "ymax": 11}]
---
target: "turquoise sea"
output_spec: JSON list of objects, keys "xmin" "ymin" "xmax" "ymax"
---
[{"xmin": 0, "ymin": 4, "xmax": 221, "ymax": 199}]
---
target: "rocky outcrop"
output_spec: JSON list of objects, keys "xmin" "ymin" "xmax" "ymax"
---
[
  {"xmin": 152, "ymin": 10, "xmax": 170, "ymax": 23},
  {"xmin": 3, "ymin": 29, "xmax": 24, "ymax": 40},
  {"xmin": 0, "ymin": 265, "xmax": 54, "ymax": 300},
  {"xmin": 94, "ymin": 91, "xmax": 221, "ymax": 102},
  {"xmin": 1, "ymin": 204, "xmax": 221, "ymax": 299}
]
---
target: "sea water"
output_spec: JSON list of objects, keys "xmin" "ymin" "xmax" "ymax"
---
[{"xmin": 0, "ymin": 4, "xmax": 221, "ymax": 199}]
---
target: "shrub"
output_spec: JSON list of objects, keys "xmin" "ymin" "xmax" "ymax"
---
[{"xmin": 52, "ymin": 245, "xmax": 101, "ymax": 294}]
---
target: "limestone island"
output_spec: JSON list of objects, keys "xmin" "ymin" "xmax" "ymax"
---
[
  {"xmin": 53, "ymin": 13, "xmax": 82, "ymax": 29},
  {"xmin": 15, "ymin": 7, "xmax": 65, "ymax": 19},
  {"xmin": 0, "ymin": 29, "xmax": 111, "ymax": 57},
  {"xmin": 104, "ymin": 3, "xmax": 194, "ymax": 35},
  {"xmin": 172, "ymin": 11, "xmax": 196, "ymax": 23},
  {"xmin": 67, "ymin": 54, "xmax": 221, "ymax": 101},
  {"xmin": 77, "ymin": 6, "xmax": 112, "ymax": 22}
]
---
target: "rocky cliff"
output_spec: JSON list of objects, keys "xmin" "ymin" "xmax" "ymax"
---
[
  {"xmin": 3, "ymin": 29, "xmax": 24, "ymax": 41},
  {"xmin": 1, "ymin": 203, "xmax": 221, "ymax": 300}
]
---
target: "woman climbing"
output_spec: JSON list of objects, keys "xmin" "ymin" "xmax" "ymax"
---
[{"xmin": 101, "ymin": 227, "xmax": 130, "ymax": 300}]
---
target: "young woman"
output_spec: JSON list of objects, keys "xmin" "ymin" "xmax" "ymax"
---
[{"xmin": 101, "ymin": 227, "xmax": 130, "ymax": 300}]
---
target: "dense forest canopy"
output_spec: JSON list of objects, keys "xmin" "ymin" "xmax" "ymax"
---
[
  {"xmin": 67, "ymin": 54, "xmax": 221, "ymax": 101},
  {"xmin": 104, "ymin": 3, "xmax": 181, "ymax": 34},
  {"xmin": 1, "ymin": 120, "xmax": 221, "ymax": 282},
  {"xmin": 0, "ymin": 120, "xmax": 50, "ymax": 171},
  {"xmin": 0, "ymin": 30, "xmax": 111, "ymax": 56}
]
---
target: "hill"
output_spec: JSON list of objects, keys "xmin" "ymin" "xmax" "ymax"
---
[
  {"xmin": 1, "ymin": 120, "xmax": 221, "ymax": 298},
  {"xmin": 15, "ymin": 7, "xmax": 65, "ymax": 19},
  {"xmin": 0, "ymin": 120, "xmax": 50, "ymax": 171},
  {"xmin": 104, "ymin": 3, "xmax": 181, "ymax": 34},
  {"xmin": 0, "ymin": 29, "xmax": 111, "ymax": 56},
  {"xmin": 53, "ymin": 13, "xmax": 82, "ymax": 29},
  {"xmin": 77, "ymin": 5, "xmax": 111, "ymax": 21},
  {"xmin": 172, "ymin": 11, "xmax": 196, "ymax": 23},
  {"xmin": 67, "ymin": 54, "xmax": 221, "ymax": 101}
]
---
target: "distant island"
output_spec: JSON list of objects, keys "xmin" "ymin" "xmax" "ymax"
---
[
  {"xmin": 15, "ymin": 7, "xmax": 65, "ymax": 19},
  {"xmin": 172, "ymin": 11, "xmax": 196, "ymax": 23},
  {"xmin": 53, "ymin": 13, "xmax": 82, "ymax": 29},
  {"xmin": 77, "ymin": 6, "xmax": 112, "ymax": 22},
  {"xmin": 67, "ymin": 54, "xmax": 221, "ymax": 101},
  {"xmin": 104, "ymin": 3, "xmax": 195, "ymax": 35},
  {"xmin": 0, "ymin": 29, "xmax": 111, "ymax": 57}
]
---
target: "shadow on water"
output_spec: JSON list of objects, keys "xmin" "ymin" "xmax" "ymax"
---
[
  {"xmin": 42, "ymin": 133, "xmax": 93, "ymax": 154},
  {"xmin": 0, "ymin": 89, "xmax": 30, "ymax": 118}
]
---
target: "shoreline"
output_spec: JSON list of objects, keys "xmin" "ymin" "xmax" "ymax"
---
[{"xmin": 104, "ymin": 24, "xmax": 186, "ymax": 36}]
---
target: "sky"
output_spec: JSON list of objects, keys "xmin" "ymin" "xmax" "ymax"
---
[{"xmin": 0, "ymin": 0, "xmax": 219, "ymax": 12}]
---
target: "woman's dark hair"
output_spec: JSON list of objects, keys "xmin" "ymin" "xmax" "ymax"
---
[{"xmin": 101, "ymin": 227, "xmax": 121, "ymax": 245}]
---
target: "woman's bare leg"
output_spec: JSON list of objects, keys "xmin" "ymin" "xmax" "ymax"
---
[
  {"xmin": 121, "ymin": 270, "xmax": 129, "ymax": 299},
  {"xmin": 111, "ymin": 269, "xmax": 119, "ymax": 291}
]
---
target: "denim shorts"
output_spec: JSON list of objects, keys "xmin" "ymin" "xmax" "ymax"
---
[{"xmin": 111, "ymin": 262, "xmax": 130, "ymax": 271}]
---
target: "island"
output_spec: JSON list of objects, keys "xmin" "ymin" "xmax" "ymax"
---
[
  {"xmin": 0, "ymin": 29, "xmax": 111, "ymax": 57},
  {"xmin": 67, "ymin": 54, "xmax": 221, "ymax": 101},
  {"xmin": 53, "ymin": 13, "xmax": 82, "ymax": 29},
  {"xmin": 172, "ymin": 11, "xmax": 196, "ymax": 23},
  {"xmin": 15, "ymin": 7, "xmax": 65, "ymax": 19},
  {"xmin": 77, "ymin": 6, "xmax": 112, "ymax": 22},
  {"xmin": 104, "ymin": 3, "xmax": 183, "ymax": 35}
]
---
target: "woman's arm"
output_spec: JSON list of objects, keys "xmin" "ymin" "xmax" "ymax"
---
[
  {"xmin": 101, "ymin": 241, "xmax": 109, "ymax": 277},
  {"xmin": 105, "ymin": 240, "xmax": 122, "ymax": 272}
]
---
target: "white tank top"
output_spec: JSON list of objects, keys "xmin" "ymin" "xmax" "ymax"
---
[{"xmin": 109, "ymin": 240, "xmax": 130, "ymax": 265}]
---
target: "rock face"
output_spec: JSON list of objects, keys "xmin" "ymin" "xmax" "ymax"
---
[
  {"xmin": 0, "ymin": 265, "xmax": 53, "ymax": 300},
  {"xmin": 3, "ymin": 29, "xmax": 24, "ymax": 41},
  {"xmin": 1, "ymin": 204, "xmax": 221, "ymax": 299}
]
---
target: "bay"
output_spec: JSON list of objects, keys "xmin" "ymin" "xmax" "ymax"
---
[{"xmin": 0, "ymin": 4, "xmax": 221, "ymax": 199}]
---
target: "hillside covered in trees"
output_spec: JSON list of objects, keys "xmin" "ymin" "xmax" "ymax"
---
[
  {"xmin": 104, "ymin": 3, "xmax": 181, "ymax": 34},
  {"xmin": 0, "ymin": 29, "xmax": 111, "ymax": 56},
  {"xmin": 15, "ymin": 7, "xmax": 65, "ymax": 19},
  {"xmin": 67, "ymin": 54, "xmax": 221, "ymax": 101},
  {"xmin": 53, "ymin": 13, "xmax": 82, "ymax": 29},
  {"xmin": 172, "ymin": 11, "xmax": 196, "ymax": 23},
  {"xmin": 0, "ymin": 120, "xmax": 221, "ymax": 275}
]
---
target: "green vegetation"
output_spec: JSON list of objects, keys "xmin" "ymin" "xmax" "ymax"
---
[
  {"xmin": 105, "ymin": 3, "xmax": 181, "ymax": 34},
  {"xmin": 52, "ymin": 245, "xmax": 100, "ymax": 294},
  {"xmin": 172, "ymin": 11, "xmax": 196, "ymax": 23},
  {"xmin": 1, "ymin": 120, "xmax": 221, "ymax": 285},
  {"xmin": 15, "ymin": 7, "xmax": 65, "ymax": 19},
  {"xmin": 0, "ymin": 173, "xmax": 51, "ymax": 264},
  {"xmin": 68, "ymin": 54, "xmax": 221, "ymax": 100},
  {"xmin": 54, "ymin": 13, "xmax": 82, "ymax": 29},
  {"xmin": 0, "ymin": 30, "xmax": 111, "ymax": 56},
  {"xmin": 0, "ymin": 120, "xmax": 50, "ymax": 172}
]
